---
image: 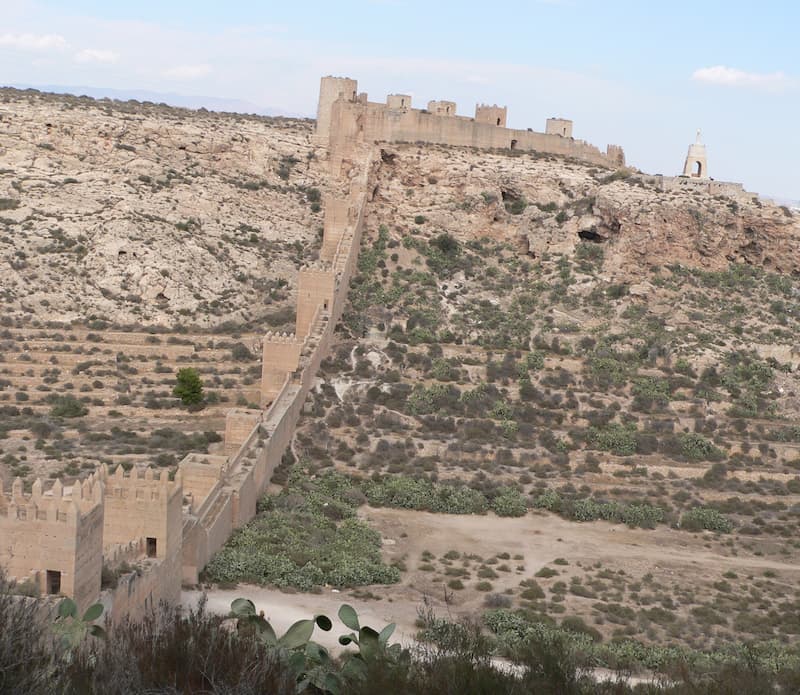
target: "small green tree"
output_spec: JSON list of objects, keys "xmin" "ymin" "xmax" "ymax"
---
[{"xmin": 173, "ymin": 368, "xmax": 203, "ymax": 406}]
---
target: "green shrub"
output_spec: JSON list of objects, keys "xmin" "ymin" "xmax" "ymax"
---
[
  {"xmin": 230, "ymin": 342, "xmax": 254, "ymax": 361},
  {"xmin": 206, "ymin": 469, "xmax": 399, "ymax": 589},
  {"xmin": 173, "ymin": 368, "xmax": 203, "ymax": 406},
  {"xmin": 49, "ymin": 395, "xmax": 87, "ymax": 418},
  {"xmin": 363, "ymin": 476, "xmax": 488, "ymax": 515},
  {"xmin": 589, "ymin": 423, "xmax": 638, "ymax": 456},
  {"xmin": 679, "ymin": 433, "xmax": 724, "ymax": 462},
  {"xmin": 680, "ymin": 507, "xmax": 733, "ymax": 533},
  {"xmin": 489, "ymin": 488, "xmax": 528, "ymax": 517},
  {"xmin": 561, "ymin": 616, "xmax": 602, "ymax": 642}
]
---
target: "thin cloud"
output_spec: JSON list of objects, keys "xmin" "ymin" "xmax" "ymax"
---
[
  {"xmin": 0, "ymin": 32, "xmax": 68, "ymax": 51},
  {"xmin": 692, "ymin": 65, "xmax": 793, "ymax": 90},
  {"xmin": 163, "ymin": 64, "xmax": 212, "ymax": 80},
  {"xmin": 75, "ymin": 48, "xmax": 119, "ymax": 64}
]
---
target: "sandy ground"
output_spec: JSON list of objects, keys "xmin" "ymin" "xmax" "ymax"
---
[{"xmin": 184, "ymin": 506, "xmax": 800, "ymax": 653}]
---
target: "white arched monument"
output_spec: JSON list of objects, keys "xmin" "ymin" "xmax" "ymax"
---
[{"xmin": 682, "ymin": 130, "xmax": 709, "ymax": 179}]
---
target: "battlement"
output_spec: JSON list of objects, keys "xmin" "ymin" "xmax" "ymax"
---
[
  {"xmin": 263, "ymin": 330, "xmax": 297, "ymax": 344},
  {"xmin": 1, "ymin": 474, "xmax": 104, "ymax": 609},
  {"xmin": 606, "ymin": 144, "xmax": 625, "ymax": 167},
  {"xmin": 99, "ymin": 464, "xmax": 182, "ymax": 503},
  {"xmin": 546, "ymin": 118, "xmax": 573, "ymax": 138},
  {"xmin": 387, "ymin": 94, "xmax": 412, "ymax": 110},
  {"xmin": 105, "ymin": 538, "xmax": 147, "ymax": 568},
  {"xmin": 2, "ymin": 473, "xmax": 103, "ymax": 522},
  {"xmin": 427, "ymin": 100, "xmax": 457, "ymax": 116},
  {"xmin": 100, "ymin": 464, "xmax": 183, "ymax": 562},
  {"xmin": 475, "ymin": 104, "xmax": 507, "ymax": 127},
  {"xmin": 295, "ymin": 265, "xmax": 337, "ymax": 339},
  {"xmin": 319, "ymin": 76, "xmax": 625, "ymax": 169}
]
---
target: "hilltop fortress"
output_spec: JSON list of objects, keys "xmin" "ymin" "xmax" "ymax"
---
[
  {"xmin": 0, "ymin": 75, "xmax": 753, "ymax": 618},
  {"xmin": 316, "ymin": 76, "xmax": 626, "ymax": 170}
]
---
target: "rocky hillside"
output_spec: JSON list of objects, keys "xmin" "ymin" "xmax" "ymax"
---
[
  {"xmin": 285, "ymin": 142, "xmax": 800, "ymax": 652},
  {"xmin": 0, "ymin": 88, "xmax": 326, "ymax": 329},
  {"xmin": 371, "ymin": 143, "xmax": 799, "ymax": 278}
]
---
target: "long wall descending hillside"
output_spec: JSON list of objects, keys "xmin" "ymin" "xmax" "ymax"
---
[
  {"xmin": 1, "ymin": 87, "xmax": 378, "ymax": 613},
  {"xmin": 178, "ymin": 136, "xmax": 376, "ymax": 583},
  {"xmin": 7, "ymin": 74, "xmax": 795, "ymax": 622}
]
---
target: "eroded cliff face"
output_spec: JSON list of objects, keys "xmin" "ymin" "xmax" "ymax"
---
[
  {"xmin": 586, "ymin": 192, "xmax": 799, "ymax": 278},
  {"xmin": 0, "ymin": 89, "xmax": 324, "ymax": 328},
  {"xmin": 367, "ymin": 143, "xmax": 798, "ymax": 282}
]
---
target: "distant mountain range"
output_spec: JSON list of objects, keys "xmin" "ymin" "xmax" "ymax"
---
[{"xmin": 4, "ymin": 83, "xmax": 310, "ymax": 119}]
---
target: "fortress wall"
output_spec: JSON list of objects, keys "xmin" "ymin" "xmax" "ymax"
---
[
  {"xmin": 179, "ymin": 145, "xmax": 374, "ymax": 585},
  {"xmin": 321, "ymin": 195, "xmax": 351, "ymax": 261},
  {"xmin": 100, "ymin": 466, "xmax": 183, "ymax": 618},
  {"xmin": 179, "ymin": 483, "xmax": 229, "ymax": 585},
  {"xmin": 260, "ymin": 334, "xmax": 302, "ymax": 404},
  {"xmin": 202, "ymin": 492, "xmax": 235, "ymax": 563},
  {"xmin": 331, "ymin": 101, "xmax": 618, "ymax": 168},
  {"xmin": 3, "ymin": 91, "xmax": 378, "ymax": 614},
  {"xmin": 179, "ymin": 454, "xmax": 226, "ymax": 511},
  {"xmin": 73, "ymin": 503, "xmax": 104, "ymax": 610},
  {"xmin": 105, "ymin": 548, "xmax": 181, "ymax": 620},
  {"xmin": 231, "ymin": 465, "xmax": 258, "ymax": 528},
  {"xmin": 101, "ymin": 466, "xmax": 183, "ymax": 561},
  {"xmin": 104, "ymin": 538, "xmax": 145, "ymax": 568},
  {"xmin": 0, "ymin": 478, "xmax": 104, "ymax": 610},
  {"xmin": 224, "ymin": 409, "xmax": 262, "ymax": 455},
  {"xmin": 295, "ymin": 268, "xmax": 336, "ymax": 339},
  {"xmin": 649, "ymin": 175, "xmax": 747, "ymax": 200},
  {"xmin": 180, "ymin": 518, "xmax": 206, "ymax": 584}
]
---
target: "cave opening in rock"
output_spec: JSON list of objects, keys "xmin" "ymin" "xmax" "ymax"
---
[{"xmin": 578, "ymin": 229, "xmax": 607, "ymax": 243}]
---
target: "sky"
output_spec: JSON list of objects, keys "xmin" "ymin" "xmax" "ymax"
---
[{"xmin": 1, "ymin": 0, "xmax": 798, "ymax": 200}]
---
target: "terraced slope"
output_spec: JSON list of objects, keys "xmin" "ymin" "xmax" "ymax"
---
[{"xmin": 0, "ymin": 322, "xmax": 269, "ymax": 485}]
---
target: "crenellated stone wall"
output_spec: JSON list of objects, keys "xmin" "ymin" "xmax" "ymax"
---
[
  {"xmin": 2, "ymin": 77, "xmax": 378, "ymax": 616},
  {"xmin": 0, "ymin": 474, "xmax": 104, "ymax": 610},
  {"xmin": 318, "ymin": 75, "xmax": 625, "ymax": 170},
  {"xmin": 178, "ymin": 145, "xmax": 376, "ymax": 584}
]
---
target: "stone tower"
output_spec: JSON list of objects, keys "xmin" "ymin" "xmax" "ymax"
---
[
  {"xmin": 475, "ymin": 104, "xmax": 507, "ymax": 127},
  {"xmin": 546, "ymin": 118, "xmax": 573, "ymax": 138},
  {"xmin": 683, "ymin": 130, "xmax": 708, "ymax": 179},
  {"xmin": 316, "ymin": 76, "xmax": 358, "ymax": 142}
]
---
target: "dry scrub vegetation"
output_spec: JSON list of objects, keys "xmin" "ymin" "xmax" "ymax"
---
[
  {"xmin": 0, "ymin": 88, "xmax": 325, "ymax": 486},
  {"xmin": 274, "ymin": 143, "xmax": 800, "ymax": 656},
  {"xmin": 0, "ymin": 87, "xmax": 323, "ymax": 327}
]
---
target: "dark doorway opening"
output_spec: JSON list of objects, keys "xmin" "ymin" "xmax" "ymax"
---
[
  {"xmin": 46, "ymin": 570, "xmax": 61, "ymax": 595},
  {"xmin": 510, "ymin": 139, "xmax": 518, "ymax": 150},
  {"xmin": 496, "ymin": 118, "xmax": 501, "ymax": 126},
  {"xmin": 694, "ymin": 161, "xmax": 702, "ymax": 177},
  {"xmin": 146, "ymin": 537, "xmax": 157, "ymax": 558}
]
